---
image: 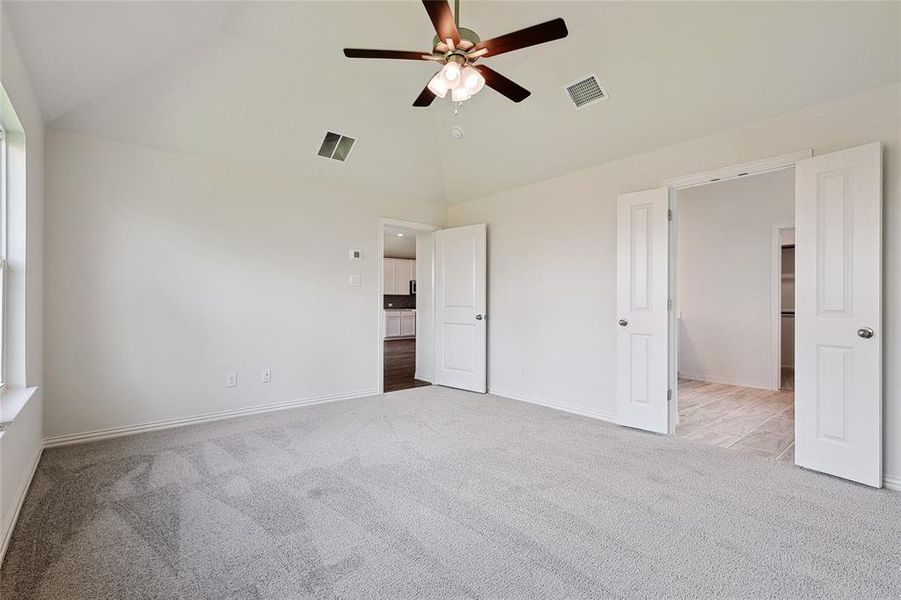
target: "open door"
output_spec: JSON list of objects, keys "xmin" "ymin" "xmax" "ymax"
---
[
  {"xmin": 795, "ymin": 142, "xmax": 882, "ymax": 487},
  {"xmin": 616, "ymin": 188, "xmax": 671, "ymax": 433},
  {"xmin": 434, "ymin": 224, "xmax": 487, "ymax": 393}
]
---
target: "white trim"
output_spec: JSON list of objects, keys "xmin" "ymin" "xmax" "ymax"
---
[
  {"xmin": 42, "ymin": 388, "xmax": 378, "ymax": 448},
  {"xmin": 490, "ymin": 388, "xmax": 617, "ymax": 424},
  {"xmin": 884, "ymin": 474, "xmax": 901, "ymax": 492},
  {"xmin": 677, "ymin": 372, "xmax": 775, "ymax": 391},
  {"xmin": 0, "ymin": 445, "xmax": 42, "ymax": 563},
  {"xmin": 771, "ymin": 224, "xmax": 794, "ymax": 390},
  {"xmin": 661, "ymin": 150, "xmax": 812, "ymax": 190},
  {"xmin": 377, "ymin": 218, "xmax": 438, "ymax": 394}
]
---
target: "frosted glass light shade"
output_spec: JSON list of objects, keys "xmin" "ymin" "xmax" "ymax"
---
[
  {"xmin": 451, "ymin": 86, "xmax": 472, "ymax": 102},
  {"xmin": 461, "ymin": 66, "xmax": 485, "ymax": 94},
  {"xmin": 440, "ymin": 62, "xmax": 462, "ymax": 89},
  {"xmin": 427, "ymin": 73, "xmax": 449, "ymax": 98}
]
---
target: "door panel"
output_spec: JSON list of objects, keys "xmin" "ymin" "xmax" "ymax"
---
[
  {"xmin": 434, "ymin": 224, "xmax": 487, "ymax": 392},
  {"xmin": 616, "ymin": 188, "xmax": 670, "ymax": 433},
  {"xmin": 795, "ymin": 142, "xmax": 882, "ymax": 487}
]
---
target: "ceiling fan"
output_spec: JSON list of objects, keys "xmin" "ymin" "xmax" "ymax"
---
[{"xmin": 343, "ymin": 0, "xmax": 568, "ymax": 106}]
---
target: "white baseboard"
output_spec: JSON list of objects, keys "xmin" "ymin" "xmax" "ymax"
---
[
  {"xmin": 43, "ymin": 388, "xmax": 379, "ymax": 448},
  {"xmin": 490, "ymin": 388, "xmax": 617, "ymax": 424},
  {"xmin": 0, "ymin": 445, "xmax": 43, "ymax": 563},
  {"xmin": 884, "ymin": 474, "xmax": 901, "ymax": 492},
  {"xmin": 678, "ymin": 372, "xmax": 775, "ymax": 391}
]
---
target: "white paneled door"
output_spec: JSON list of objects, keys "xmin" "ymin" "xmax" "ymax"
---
[
  {"xmin": 795, "ymin": 142, "xmax": 882, "ymax": 487},
  {"xmin": 434, "ymin": 224, "xmax": 487, "ymax": 393},
  {"xmin": 616, "ymin": 188, "xmax": 671, "ymax": 433}
]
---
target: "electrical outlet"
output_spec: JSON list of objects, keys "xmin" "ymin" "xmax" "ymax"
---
[
  {"xmin": 349, "ymin": 274, "xmax": 361, "ymax": 287},
  {"xmin": 226, "ymin": 372, "xmax": 237, "ymax": 388},
  {"xmin": 261, "ymin": 368, "xmax": 271, "ymax": 384}
]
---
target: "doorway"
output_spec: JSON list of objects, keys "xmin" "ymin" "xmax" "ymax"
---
[
  {"xmin": 616, "ymin": 144, "xmax": 883, "ymax": 487},
  {"xmin": 378, "ymin": 219, "xmax": 437, "ymax": 393},
  {"xmin": 671, "ymin": 169, "xmax": 795, "ymax": 461}
]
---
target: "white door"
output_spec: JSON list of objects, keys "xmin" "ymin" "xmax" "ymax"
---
[
  {"xmin": 616, "ymin": 188, "xmax": 671, "ymax": 433},
  {"xmin": 383, "ymin": 258, "xmax": 397, "ymax": 294},
  {"xmin": 795, "ymin": 142, "xmax": 882, "ymax": 487},
  {"xmin": 434, "ymin": 224, "xmax": 487, "ymax": 392}
]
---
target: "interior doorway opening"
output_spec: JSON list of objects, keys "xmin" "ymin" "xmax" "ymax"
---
[
  {"xmin": 671, "ymin": 168, "xmax": 796, "ymax": 462},
  {"xmin": 380, "ymin": 222, "xmax": 435, "ymax": 393}
]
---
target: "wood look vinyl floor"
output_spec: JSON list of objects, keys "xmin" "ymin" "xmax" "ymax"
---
[
  {"xmin": 384, "ymin": 338, "xmax": 431, "ymax": 393},
  {"xmin": 676, "ymin": 378, "xmax": 795, "ymax": 462}
]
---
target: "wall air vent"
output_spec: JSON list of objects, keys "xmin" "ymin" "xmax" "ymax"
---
[
  {"xmin": 317, "ymin": 131, "xmax": 356, "ymax": 162},
  {"xmin": 564, "ymin": 73, "xmax": 608, "ymax": 110}
]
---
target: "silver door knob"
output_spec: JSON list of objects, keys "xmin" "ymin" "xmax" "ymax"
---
[
  {"xmin": 857, "ymin": 327, "xmax": 874, "ymax": 339},
  {"xmin": 618, "ymin": 319, "xmax": 628, "ymax": 327},
  {"xmin": 475, "ymin": 314, "xmax": 484, "ymax": 321}
]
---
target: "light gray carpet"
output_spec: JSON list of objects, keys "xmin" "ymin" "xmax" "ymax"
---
[{"xmin": 2, "ymin": 386, "xmax": 900, "ymax": 599}]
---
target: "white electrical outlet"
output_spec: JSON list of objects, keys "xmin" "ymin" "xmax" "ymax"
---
[
  {"xmin": 226, "ymin": 372, "xmax": 237, "ymax": 387},
  {"xmin": 349, "ymin": 274, "xmax": 361, "ymax": 287},
  {"xmin": 261, "ymin": 368, "xmax": 271, "ymax": 383}
]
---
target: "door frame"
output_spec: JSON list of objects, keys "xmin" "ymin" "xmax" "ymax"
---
[
  {"xmin": 771, "ymin": 224, "xmax": 795, "ymax": 390},
  {"xmin": 660, "ymin": 149, "xmax": 811, "ymax": 427},
  {"xmin": 377, "ymin": 217, "xmax": 439, "ymax": 394}
]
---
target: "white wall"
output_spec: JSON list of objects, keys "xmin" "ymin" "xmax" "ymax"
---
[
  {"xmin": 0, "ymin": 12, "xmax": 45, "ymax": 559},
  {"xmin": 676, "ymin": 169, "xmax": 794, "ymax": 389},
  {"xmin": 44, "ymin": 129, "xmax": 444, "ymax": 440},
  {"xmin": 447, "ymin": 83, "xmax": 901, "ymax": 482},
  {"xmin": 383, "ymin": 231, "xmax": 416, "ymax": 259}
]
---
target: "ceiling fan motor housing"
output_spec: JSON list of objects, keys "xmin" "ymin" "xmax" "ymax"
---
[{"xmin": 433, "ymin": 27, "xmax": 482, "ymax": 61}]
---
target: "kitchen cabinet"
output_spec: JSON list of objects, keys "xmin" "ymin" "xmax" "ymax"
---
[
  {"xmin": 383, "ymin": 258, "xmax": 416, "ymax": 295},
  {"xmin": 384, "ymin": 309, "xmax": 416, "ymax": 339}
]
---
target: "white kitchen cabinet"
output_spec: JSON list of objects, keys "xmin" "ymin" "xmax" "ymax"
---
[
  {"xmin": 383, "ymin": 258, "xmax": 416, "ymax": 295},
  {"xmin": 385, "ymin": 313, "xmax": 402, "ymax": 337},
  {"xmin": 400, "ymin": 312, "xmax": 416, "ymax": 337},
  {"xmin": 384, "ymin": 259, "xmax": 397, "ymax": 294},
  {"xmin": 384, "ymin": 310, "xmax": 416, "ymax": 339}
]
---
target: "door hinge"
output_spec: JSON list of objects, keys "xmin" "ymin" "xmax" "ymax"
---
[
  {"xmin": 667, "ymin": 388, "xmax": 672, "ymax": 402},
  {"xmin": 667, "ymin": 299, "xmax": 672, "ymax": 311},
  {"xmin": 667, "ymin": 209, "xmax": 673, "ymax": 222}
]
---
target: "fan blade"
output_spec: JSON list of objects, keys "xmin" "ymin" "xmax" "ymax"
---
[
  {"xmin": 474, "ymin": 65, "xmax": 531, "ymax": 103},
  {"xmin": 413, "ymin": 85, "xmax": 437, "ymax": 107},
  {"xmin": 422, "ymin": 0, "xmax": 460, "ymax": 45},
  {"xmin": 344, "ymin": 48, "xmax": 432, "ymax": 60},
  {"xmin": 475, "ymin": 17, "xmax": 568, "ymax": 57}
]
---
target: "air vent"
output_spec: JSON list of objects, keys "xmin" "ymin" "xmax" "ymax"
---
[
  {"xmin": 564, "ymin": 73, "xmax": 608, "ymax": 110},
  {"xmin": 317, "ymin": 131, "xmax": 356, "ymax": 162}
]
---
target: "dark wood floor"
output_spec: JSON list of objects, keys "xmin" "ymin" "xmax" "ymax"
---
[{"xmin": 384, "ymin": 338, "xmax": 431, "ymax": 393}]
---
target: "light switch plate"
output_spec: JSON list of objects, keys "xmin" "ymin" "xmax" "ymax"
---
[
  {"xmin": 349, "ymin": 249, "xmax": 361, "ymax": 260},
  {"xmin": 349, "ymin": 274, "xmax": 361, "ymax": 287}
]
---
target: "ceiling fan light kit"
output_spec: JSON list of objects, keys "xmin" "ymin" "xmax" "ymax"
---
[{"xmin": 343, "ymin": 0, "xmax": 568, "ymax": 107}]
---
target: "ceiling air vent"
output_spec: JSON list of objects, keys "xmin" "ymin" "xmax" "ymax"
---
[
  {"xmin": 564, "ymin": 73, "xmax": 608, "ymax": 110},
  {"xmin": 317, "ymin": 131, "xmax": 356, "ymax": 162}
]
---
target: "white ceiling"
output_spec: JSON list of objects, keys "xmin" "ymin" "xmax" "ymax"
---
[{"xmin": 5, "ymin": 1, "xmax": 899, "ymax": 205}]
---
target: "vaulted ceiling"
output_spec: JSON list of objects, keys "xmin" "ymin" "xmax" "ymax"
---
[{"xmin": 5, "ymin": 1, "xmax": 900, "ymax": 204}]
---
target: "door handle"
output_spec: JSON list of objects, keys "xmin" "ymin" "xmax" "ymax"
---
[
  {"xmin": 618, "ymin": 319, "xmax": 629, "ymax": 327},
  {"xmin": 475, "ymin": 314, "xmax": 484, "ymax": 321},
  {"xmin": 857, "ymin": 327, "xmax": 874, "ymax": 339}
]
